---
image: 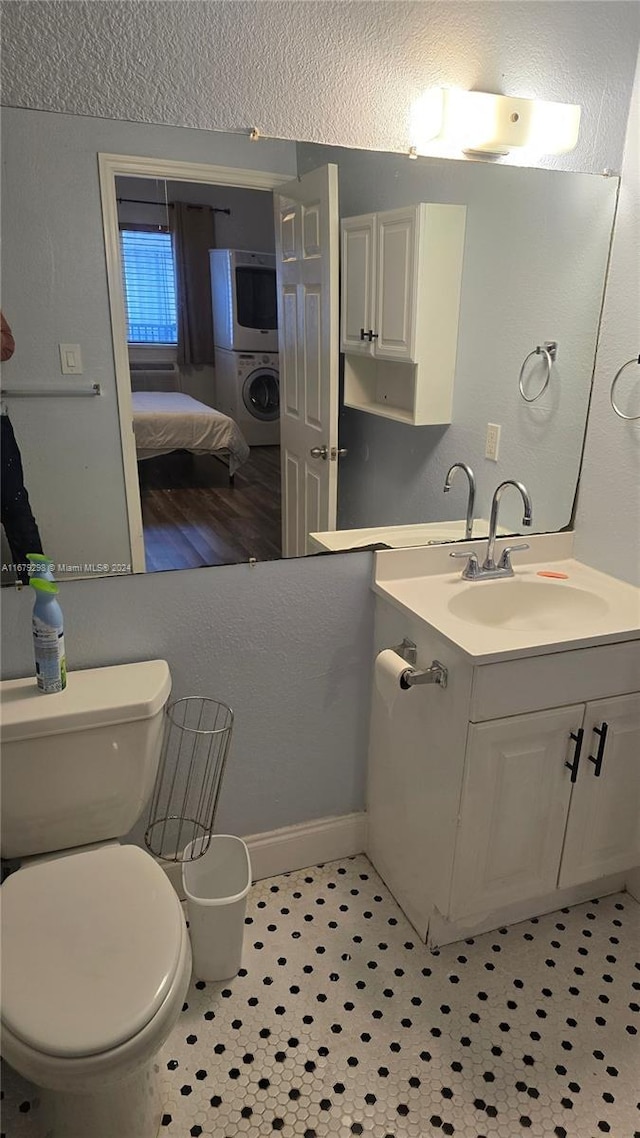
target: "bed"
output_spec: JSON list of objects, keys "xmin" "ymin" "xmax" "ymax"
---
[{"xmin": 131, "ymin": 391, "xmax": 250, "ymax": 477}]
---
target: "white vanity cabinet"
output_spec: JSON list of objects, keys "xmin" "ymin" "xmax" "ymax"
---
[
  {"xmin": 341, "ymin": 203, "xmax": 466, "ymax": 425},
  {"xmin": 450, "ymin": 693, "xmax": 640, "ymax": 920},
  {"xmin": 368, "ymin": 591, "xmax": 640, "ymax": 948}
]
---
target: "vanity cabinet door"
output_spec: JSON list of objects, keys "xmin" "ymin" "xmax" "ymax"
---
[
  {"xmin": 374, "ymin": 206, "xmax": 417, "ymax": 361},
  {"xmin": 340, "ymin": 214, "xmax": 376, "ymax": 356},
  {"xmin": 449, "ymin": 706, "xmax": 581, "ymax": 919},
  {"xmin": 559, "ymin": 692, "xmax": 640, "ymax": 888}
]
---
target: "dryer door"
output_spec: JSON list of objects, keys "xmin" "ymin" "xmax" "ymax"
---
[{"xmin": 242, "ymin": 367, "xmax": 280, "ymax": 422}]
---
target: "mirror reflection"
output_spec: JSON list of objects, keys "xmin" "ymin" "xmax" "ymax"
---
[{"xmin": 0, "ymin": 109, "xmax": 618, "ymax": 582}]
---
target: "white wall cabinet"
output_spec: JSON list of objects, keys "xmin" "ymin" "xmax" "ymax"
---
[
  {"xmin": 373, "ymin": 208, "xmax": 418, "ymax": 361},
  {"xmin": 340, "ymin": 214, "xmax": 376, "ymax": 356},
  {"xmin": 367, "ymin": 597, "xmax": 640, "ymax": 946},
  {"xmin": 341, "ymin": 203, "xmax": 466, "ymax": 425}
]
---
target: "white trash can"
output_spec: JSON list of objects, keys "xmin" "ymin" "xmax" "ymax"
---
[{"xmin": 182, "ymin": 835, "xmax": 252, "ymax": 981}]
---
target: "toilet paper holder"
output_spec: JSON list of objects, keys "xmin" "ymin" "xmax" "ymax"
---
[{"xmin": 391, "ymin": 638, "xmax": 448, "ymax": 690}]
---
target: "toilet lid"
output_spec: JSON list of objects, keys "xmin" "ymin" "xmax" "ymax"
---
[{"xmin": 1, "ymin": 845, "xmax": 184, "ymax": 1058}]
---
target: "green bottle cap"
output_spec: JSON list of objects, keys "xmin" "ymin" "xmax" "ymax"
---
[
  {"xmin": 27, "ymin": 553, "xmax": 54, "ymax": 565},
  {"xmin": 29, "ymin": 578, "xmax": 59, "ymax": 595}
]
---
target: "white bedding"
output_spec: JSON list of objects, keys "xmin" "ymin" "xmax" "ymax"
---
[{"xmin": 132, "ymin": 391, "xmax": 250, "ymax": 476}]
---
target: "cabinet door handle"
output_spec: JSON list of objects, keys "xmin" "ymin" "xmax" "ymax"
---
[
  {"xmin": 589, "ymin": 721, "xmax": 608, "ymax": 777},
  {"xmin": 565, "ymin": 728, "xmax": 584, "ymax": 783},
  {"xmin": 368, "ymin": 330, "xmax": 379, "ymax": 340},
  {"xmin": 360, "ymin": 328, "xmax": 367, "ymax": 341}
]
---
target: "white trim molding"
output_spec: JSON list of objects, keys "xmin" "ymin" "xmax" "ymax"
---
[
  {"xmin": 244, "ymin": 812, "xmax": 367, "ymax": 881},
  {"xmin": 97, "ymin": 152, "xmax": 292, "ymax": 574},
  {"xmin": 158, "ymin": 812, "xmax": 367, "ymax": 899},
  {"xmin": 99, "ymin": 153, "xmax": 290, "ymax": 191}
]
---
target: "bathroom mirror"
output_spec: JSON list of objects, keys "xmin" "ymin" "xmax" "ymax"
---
[{"xmin": 0, "ymin": 108, "xmax": 618, "ymax": 581}]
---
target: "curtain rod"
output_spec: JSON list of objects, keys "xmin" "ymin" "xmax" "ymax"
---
[{"xmin": 116, "ymin": 197, "xmax": 231, "ymax": 215}]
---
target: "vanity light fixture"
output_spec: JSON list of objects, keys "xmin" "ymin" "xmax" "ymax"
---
[{"xmin": 411, "ymin": 88, "xmax": 581, "ymax": 157}]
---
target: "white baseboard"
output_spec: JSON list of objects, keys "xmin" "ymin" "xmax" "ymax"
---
[
  {"xmin": 158, "ymin": 812, "xmax": 367, "ymax": 899},
  {"xmin": 244, "ymin": 812, "xmax": 367, "ymax": 881}
]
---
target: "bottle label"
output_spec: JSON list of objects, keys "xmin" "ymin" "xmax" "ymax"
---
[{"xmin": 33, "ymin": 619, "xmax": 66, "ymax": 693}]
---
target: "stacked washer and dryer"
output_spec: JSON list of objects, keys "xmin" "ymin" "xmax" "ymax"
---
[{"xmin": 210, "ymin": 249, "xmax": 280, "ymax": 446}]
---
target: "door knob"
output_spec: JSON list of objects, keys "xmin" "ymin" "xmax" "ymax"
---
[
  {"xmin": 310, "ymin": 446, "xmax": 329, "ymax": 460},
  {"xmin": 330, "ymin": 447, "xmax": 348, "ymax": 460}
]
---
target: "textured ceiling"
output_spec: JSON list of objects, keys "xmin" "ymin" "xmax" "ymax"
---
[{"xmin": 1, "ymin": 1, "xmax": 639, "ymax": 173}]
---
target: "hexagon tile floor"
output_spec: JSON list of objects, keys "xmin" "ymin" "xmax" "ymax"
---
[{"xmin": 2, "ymin": 856, "xmax": 639, "ymax": 1138}]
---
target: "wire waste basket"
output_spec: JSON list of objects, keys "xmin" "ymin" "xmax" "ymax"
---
[{"xmin": 145, "ymin": 696, "xmax": 234, "ymax": 862}]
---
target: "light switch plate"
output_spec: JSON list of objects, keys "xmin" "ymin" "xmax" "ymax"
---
[
  {"xmin": 59, "ymin": 343, "xmax": 83, "ymax": 374},
  {"xmin": 485, "ymin": 422, "xmax": 501, "ymax": 461}
]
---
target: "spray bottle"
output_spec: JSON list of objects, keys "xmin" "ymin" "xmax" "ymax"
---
[{"xmin": 30, "ymin": 578, "xmax": 66, "ymax": 693}]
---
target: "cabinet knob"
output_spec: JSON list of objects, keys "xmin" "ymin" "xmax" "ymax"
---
[
  {"xmin": 588, "ymin": 721, "xmax": 608, "ymax": 777},
  {"xmin": 565, "ymin": 728, "xmax": 584, "ymax": 783},
  {"xmin": 368, "ymin": 330, "xmax": 379, "ymax": 340}
]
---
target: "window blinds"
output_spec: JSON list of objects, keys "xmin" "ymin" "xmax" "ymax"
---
[{"xmin": 120, "ymin": 229, "xmax": 178, "ymax": 344}]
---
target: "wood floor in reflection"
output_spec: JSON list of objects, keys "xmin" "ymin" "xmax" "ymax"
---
[{"xmin": 138, "ymin": 446, "xmax": 281, "ymax": 572}]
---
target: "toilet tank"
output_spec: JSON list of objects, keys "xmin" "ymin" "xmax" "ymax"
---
[{"xmin": 0, "ymin": 660, "xmax": 171, "ymax": 859}]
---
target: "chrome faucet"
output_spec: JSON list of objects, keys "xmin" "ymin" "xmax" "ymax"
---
[
  {"xmin": 443, "ymin": 462, "xmax": 476, "ymax": 540},
  {"xmin": 451, "ymin": 479, "xmax": 533, "ymax": 581}
]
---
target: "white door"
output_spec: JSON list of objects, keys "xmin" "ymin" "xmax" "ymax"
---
[
  {"xmin": 375, "ymin": 206, "xmax": 417, "ymax": 361},
  {"xmin": 559, "ymin": 693, "xmax": 640, "ymax": 888},
  {"xmin": 274, "ymin": 165, "xmax": 339, "ymax": 558},
  {"xmin": 341, "ymin": 214, "xmax": 375, "ymax": 355},
  {"xmin": 449, "ymin": 706, "xmax": 581, "ymax": 919}
]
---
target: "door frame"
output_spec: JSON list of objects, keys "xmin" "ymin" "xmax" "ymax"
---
[{"xmin": 98, "ymin": 153, "xmax": 293, "ymax": 573}]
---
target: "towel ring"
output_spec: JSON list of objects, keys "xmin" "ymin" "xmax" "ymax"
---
[
  {"xmin": 610, "ymin": 356, "xmax": 640, "ymax": 421},
  {"xmin": 518, "ymin": 341, "xmax": 558, "ymax": 403}
]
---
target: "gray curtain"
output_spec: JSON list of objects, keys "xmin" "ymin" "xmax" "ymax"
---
[{"xmin": 172, "ymin": 202, "xmax": 216, "ymax": 367}]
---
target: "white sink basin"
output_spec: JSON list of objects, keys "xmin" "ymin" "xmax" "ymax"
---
[
  {"xmin": 448, "ymin": 579, "xmax": 610, "ymax": 633},
  {"xmin": 372, "ymin": 541, "xmax": 640, "ymax": 661}
]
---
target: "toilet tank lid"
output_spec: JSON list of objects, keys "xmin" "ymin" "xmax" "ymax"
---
[{"xmin": 0, "ymin": 660, "xmax": 171, "ymax": 742}]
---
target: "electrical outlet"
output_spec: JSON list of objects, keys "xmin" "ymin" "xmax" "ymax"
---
[{"xmin": 485, "ymin": 422, "xmax": 501, "ymax": 461}]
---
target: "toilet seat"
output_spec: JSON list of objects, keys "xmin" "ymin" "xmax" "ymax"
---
[{"xmin": 1, "ymin": 844, "xmax": 184, "ymax": 1058}]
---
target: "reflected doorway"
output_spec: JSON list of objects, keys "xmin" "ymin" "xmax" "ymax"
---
[
  {"xmin": 115, "ymin": 174, "xmax": 281, "ymax": 572},
  {"xmin": 100, "ymin": 155, "xmax": 290, "ymax": 573}
]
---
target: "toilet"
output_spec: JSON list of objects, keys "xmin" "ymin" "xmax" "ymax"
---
[{"xmin": 0, "ymin": 660, "xmax": 192, "ymax": 1138}]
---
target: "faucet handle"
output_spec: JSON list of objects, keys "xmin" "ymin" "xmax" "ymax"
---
[
  {"xmin": 450, "ymin": 550, "xmax": 480, "ymax": 579},
  {"xmin": 498, "ymin": 543, "xmax": 530, "ymax": 570}
]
